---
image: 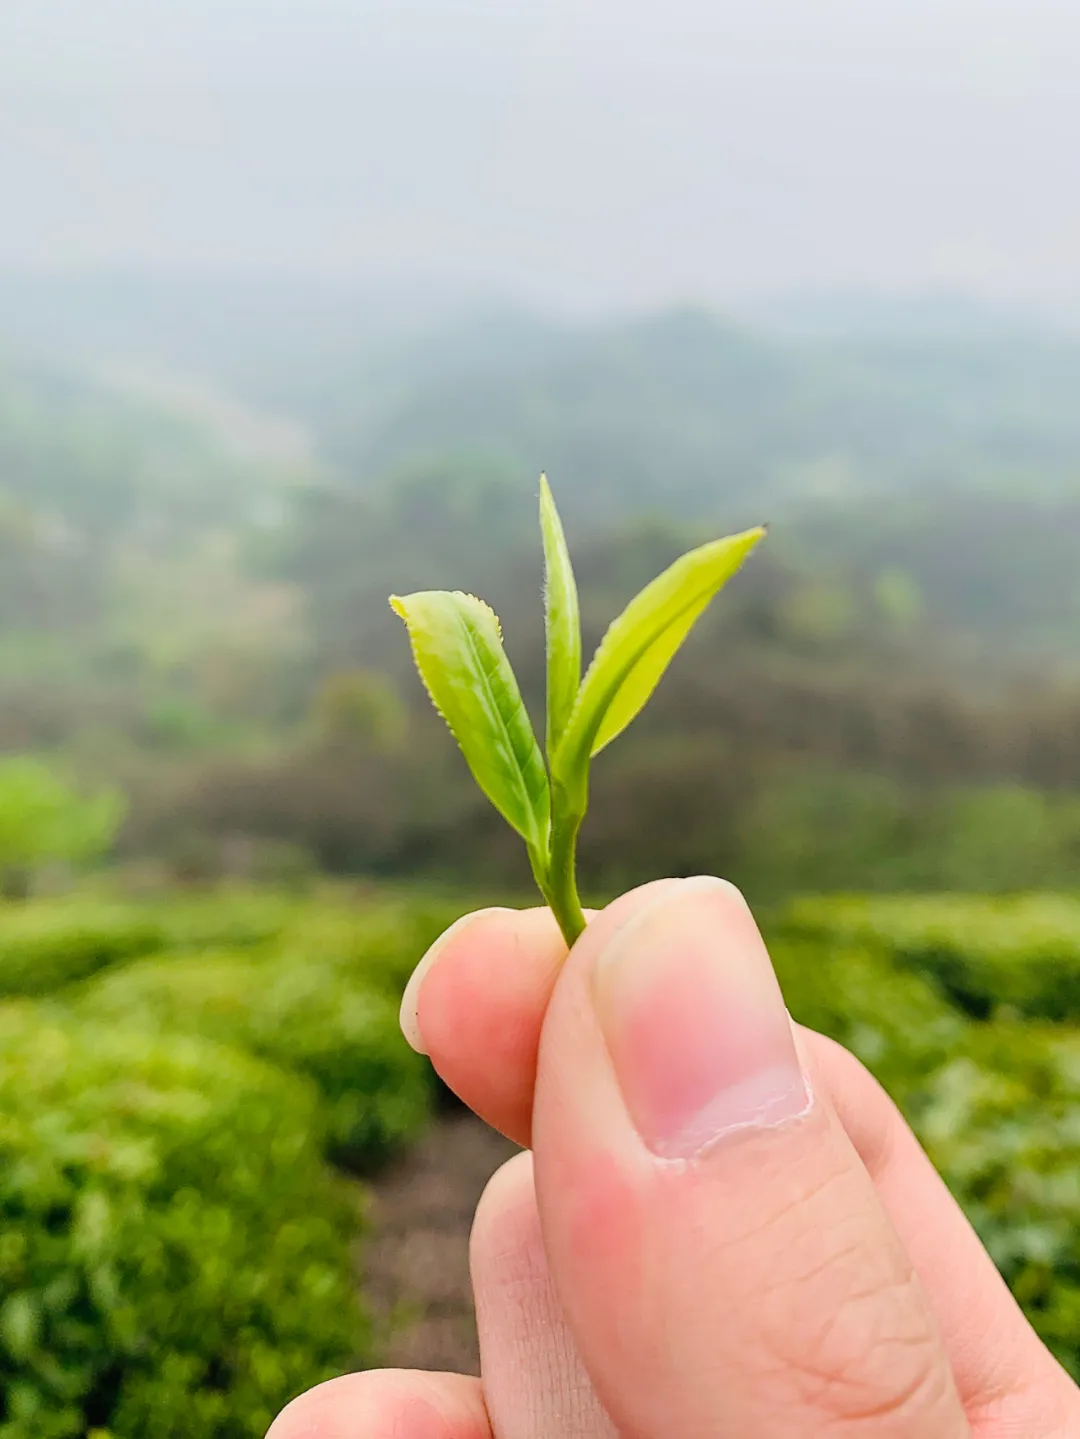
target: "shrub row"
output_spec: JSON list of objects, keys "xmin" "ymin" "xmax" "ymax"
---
[
  {"xmin": 0, "ymin": 902, "xmax": 166, "ymax": 997},
  {"xmin": 0, "ymin": 888, "xmax": 459, "ymax": 1171},
  {"xmin": 770, "ymin": 934, "xmax": 966, "ymax": 1096},
  {"xmin": 782, "ymin": 892, "xmax": 1080, "ymax": 1021},
  {"xmin": 72, "ymin": 945, "xmax": 434, "ymax": 1171},
  {"xmin": 48, "ymin": 886, "xmax": 1080, "ymax": 1403},
  {"xmin": 0, "ymin": 885, "xmax": 462, "ymax": 1007},
  {"xmin": 0, "ymin": 888, "xmax": 300, "ymax": 999},
  {"xmin": 0, "ymin": 1002, "xmax": 363, "ymax": 1439},
  {"xmin": 918, "ymin": 1024, "xmax": 1080, "ymax": 1376},
  {"xmin": 0, "ymin": 885, "xmax": 467, "ymax": 1434},
  {"xmin": 770, "ymin": 915, "xmax": 1080, "ymax": 1380}
]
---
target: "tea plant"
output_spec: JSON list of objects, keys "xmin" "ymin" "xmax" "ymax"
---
[{"xmin": 391, "ymin": 477, "xmax": 763, "ymax": 944}]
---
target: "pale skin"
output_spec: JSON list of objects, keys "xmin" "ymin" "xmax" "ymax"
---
[{"xmin": 268, "ymin": 878, "xmax": 1080, "ymax": 1438}]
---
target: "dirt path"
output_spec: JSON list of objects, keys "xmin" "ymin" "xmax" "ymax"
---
[{"xmin": 362, "ymin": 1112, "xmax": 520, "ymax": 1374}]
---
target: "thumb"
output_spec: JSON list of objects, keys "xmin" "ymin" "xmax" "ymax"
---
[{"xmin": 531, "ymin": 878, "xmax": 969, "ymax": 1439}]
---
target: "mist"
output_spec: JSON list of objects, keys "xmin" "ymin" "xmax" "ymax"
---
[{"xmin": 4, "ymin": 0, "xmax": 1080, "ymax": 313}]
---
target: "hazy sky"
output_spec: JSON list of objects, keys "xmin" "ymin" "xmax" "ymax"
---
[{"xmin": 4, "ymin": 0, "xmax": 1080, "ymax": 313}]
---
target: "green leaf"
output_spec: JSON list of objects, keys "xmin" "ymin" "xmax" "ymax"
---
[
  {"xmin": 539, "ymin": 475, "xmax": 581, "ymax": 757},
  {"xmin": 553, "ymin": 527, "xmax": 765, "ymax": 779},
  {"xmin": 389, "ymin": 590, "xmax": 550, "ymax": 851}
]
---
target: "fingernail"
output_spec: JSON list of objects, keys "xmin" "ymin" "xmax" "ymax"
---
[
  {"xmin": 399, "ymin": 908, "xmax": 514, "ymax": 1054},
  {"xmin": 593, "ymin": 877, "xmax": 809, "ymax": 1159}
]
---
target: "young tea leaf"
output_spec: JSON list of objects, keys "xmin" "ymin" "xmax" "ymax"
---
[
  {"xmin": 553, "ymin": 527, "xmax": 765, "ymax": 779},
  {"xmin": 389, "ymin": 590, "xmax": 550, "ymax": 851},
  {"xmin": 539, "ymin": 475, "xmax": 581, "ymax": 757}
]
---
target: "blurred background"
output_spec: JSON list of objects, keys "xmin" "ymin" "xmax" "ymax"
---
[{"xmin": 6, "ymin": 2, "xmax": 1080, "ymax": 1435}]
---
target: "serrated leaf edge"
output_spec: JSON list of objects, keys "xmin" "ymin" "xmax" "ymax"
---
[{"xmin": 389, "ymin": 591, "xmax": 549, "ymax": 850}]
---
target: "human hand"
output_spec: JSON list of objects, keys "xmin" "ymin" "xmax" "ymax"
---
[{"xmin": 268, "ymin": 878, "xmax": 1080, "ymax": 1437}]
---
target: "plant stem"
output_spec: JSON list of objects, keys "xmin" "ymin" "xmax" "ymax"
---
[{"xmin": 533, "ymin": 798, "xmax": 587, "ymax": 948}]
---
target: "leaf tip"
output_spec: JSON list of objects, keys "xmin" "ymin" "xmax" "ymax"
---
[{"xmin": 388, "ymin": 594, "xmax": 407, "ymax": 620}]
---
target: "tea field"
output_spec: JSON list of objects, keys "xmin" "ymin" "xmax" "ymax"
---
[
  {"xmin": 0, "ymin": 883, "xmax": 461, "ymax": 1439},
  {"xmin": 777, "ymin": 892, "xmax": 1080, "ymax": 1374},
  {"xmin": 4, "ymin": 883, "xmax": 1080, "ymax": 1435}
]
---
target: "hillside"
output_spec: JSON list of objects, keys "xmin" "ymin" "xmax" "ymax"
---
[
  {"xmin": 0, "ymin": 355, "xmax": 306, "ymax": 722},
  {"xmin": 7, "ymin": 278, "xmax": 1080, "ymax": 524},
  {"xmin": 6, "ymin": 282, "xmax": 1080, "ymax": 892},
  {"xmin": 8, "ymin": 283, "xmax": 1080, "ymax": 682}
]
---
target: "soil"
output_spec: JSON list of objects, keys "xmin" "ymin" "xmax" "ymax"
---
[{"xmin": 362, "ymin": 1111, "xmax": 520, "ymax": 1375}]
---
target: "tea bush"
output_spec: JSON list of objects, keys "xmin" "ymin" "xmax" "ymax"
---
[
  {"xmin": 48, "ymin": 882, "xmax": 1080, "ymax": 1411},
  {"xmin": 770, "ymin": 902, "xmax": 1080, "ymax": 1379},
  {"xmin": 0, "ymin": 1003, "xmax": 362, "ymax": 1439},
  {"xmin": 917, "ymin": 1024, "xmax": 1080, "ymax": 1378},
  {"xmin": 150, "ymin": 888, "xmax": 295, "ymax": 952},
  {"xmin": 783, "ymin": 893, "xmax": 1080, "ymax": 1021},
  {"xmin": 770, "ymin": 935, "xmax": 967, "ymax": 1103},
  {"xmin": 73, "ymin": 946, "xmax": 433, "ymax": 1169},
  {"xmin": 260, "ymin": 890, "xmax": 467, "ymax": 998},
  {"xmin": 0, "ymin": 902, "xmax": 165, "ymax": 997},
  {"xmin": 0, "ymin": 884, "xmax": 460, "ymax": 1007}
]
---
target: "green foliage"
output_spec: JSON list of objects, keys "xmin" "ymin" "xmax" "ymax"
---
[
  {"xmin": 0, "ymin": 888, "xmax": 299, "ymax": 1000},
  {"xmin": 0, "ymin": 886, "xmax": 454, "ymax": 1174},
  {"xmin": 769, "ymin": 936, "xmax": 966, "ymax": 1098},
  {"xmin": 0, "ymin": 885, "xmax": 463, "ymax": 1429},
  {"xmin": 392, "ymin": 482, "xmax": 762, "ymax": 942},
  {"xmin": 150, "ymin": 888, "xmax": 297, "ymax": 951},
  {"xmin": 73, "ymin": 942, "xmax": 434, "ymax": 1170},
  {"xmin": 138, "ymin": 697, "xmax": 230, "ymax": 754},
  {"xmin": 0, "ymin": 901, "xmax": 165, "ymax": 997},
  {"xmin": 0, "ymin": 760, "xmax": 123, "ymax": 896},
  {"xmin": 873, "ymin": 566, "xmax": 922, "ymax": 629},
  {"xmin": 555, "ymin": 527, "xmax": 764, "ymax": 765},
  {"xmin": 766, "ymin": 918, "xmax": 1080, "ymax": 1379},
  {"xmin": 15, "ymin": 303, "xmax": 1080, "ymax": 896},
  {"xmin": 311, "ymin": 668, "xmax": 407, "ymax": 752},
  {"xmin": 0, "ymin": 1002, "xmax": 360, "ymax": 1439},
  {"xmin": 258, "ymin": 890, "xmax": 467, "ymax": 999},
  {"xmin": 540, "ymin": 473, "xmax": 581, "ymax": 755},
  {"xmin": 390, "ymin": 591, "xmax": 550, "ymax": 854},
  {"xmin": 916, "ymin": 1026, "xmax": 1080, "ymax": 1379},
  {"xmin": 784, "ymin": 892, "xmax": 1080, "ymax": 1021},
  {"xmin": 736, "ymin": 772, "xmax": 1080, "ymax": 902},
  {"xmin": 930, "ymin": 787, "xmax": 1080, "ymax": 894},
  {"xmin": 27, "ymin": 284, "xmax": 1080, "ymax": 1413},
  {"xmin": 740, "ymin": 769, "xmax": 923, "ymax": 897}
]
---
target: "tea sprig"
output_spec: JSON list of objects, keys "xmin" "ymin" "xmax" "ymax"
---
[{"xmin": 391, "ymin": 477, "xmax": 763, "ymax": 946}]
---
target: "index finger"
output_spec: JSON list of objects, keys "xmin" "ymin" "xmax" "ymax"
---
[{"xmin": 401, "ymin": 898, "xmax": 632, "ymax": 1144}]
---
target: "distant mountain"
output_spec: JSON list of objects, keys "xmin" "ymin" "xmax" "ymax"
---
[
  {"xmin": 7, "ymin": 277, "xmax": 1080, "ymax": 531},
  {"xmin": 8, "ymin": 277, "xmax": 1080, "ymax": 673},
  {"xmin": 0, "ymin": 271, "xmax": 470, "ymax": 369},
  {"xmin": 331, "ymin": 305, "xmax": 1080, "ymax": 532},
  {"xmin": 731, "ymin": 290, "xmax": 1061, "ymax": 341},
  {"xmin": 0, "ymin": 355, "xmax": 299, "ymax": 537}
]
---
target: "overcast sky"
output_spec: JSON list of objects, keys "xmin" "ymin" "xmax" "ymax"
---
[{"xmin": 3, "ymin": 0, "xmax": 1080, "ymax": 314}]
